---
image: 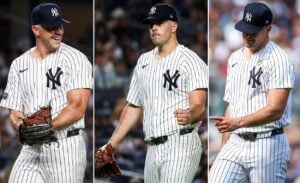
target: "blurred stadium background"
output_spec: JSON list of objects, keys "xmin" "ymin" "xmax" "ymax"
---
[
  {"xmin": 0, "ymin": 0, "xmax": 93, "ymax": 182},
  {"xmin": 95, "ymin": 0, "xmax": 208, "ymax": 182},
  {"xmin": 209, "ymin": 0, "xmax": 300, "ymax": 182}
]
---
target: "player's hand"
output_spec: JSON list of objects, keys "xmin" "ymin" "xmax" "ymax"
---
[
  {"xmin": 174, "ymin": 109, "xmax": 191, "ymax": 125},
  {"xmin": 210, "ymin": 116, "xmax": 241, "ymax": 133}
]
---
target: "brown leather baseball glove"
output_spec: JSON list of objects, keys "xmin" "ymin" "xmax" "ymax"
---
[
  {"xmin": 19, "ymin": 106, "xmax": 57, "ymax": 145},
  {"xmin": 95, "ymin": 143, "xmax": 121, "ymax": 177}
]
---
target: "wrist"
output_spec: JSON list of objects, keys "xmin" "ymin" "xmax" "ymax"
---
[
  {"xmin": 237, "ymin": 117, "xmax": 243, "ymax": 127},
  {"xmin": 108, "ymin": 140, "xmax": 119, "ymax": 150},
  {"xmin": 15, "ymin": 120, "xmax": 23, "ymax": 132}
]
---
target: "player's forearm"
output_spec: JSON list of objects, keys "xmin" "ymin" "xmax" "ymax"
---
[
  {"xmin": 189, "ymin": 104, "xmax": 206, "ymax": 124},
  {"xmin": 109, "ymin": 103, "xmax": 142, "ymax": 148},
  {"xmin": 52, "ymin": 103, "xmax": 88, "ymax": 129},
  {"xmin": 237, "ymin": 88, "xmax": 290, "ymax": 128},
  {"xmin": 189, "ymin": 89, "xmax": 207, "ymax": 124},
  {"xmin": 239, "ymin": 106, "xmax": 285, "ymax": 128},
  {"xmin": 9, "ymin": 110, "xmax": 24, "ymax": 131}
]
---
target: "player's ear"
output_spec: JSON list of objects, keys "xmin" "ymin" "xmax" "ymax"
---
[
  {"xmin": 266, "ymin": 25, "xmax": 272, "ymax": 33},
  {"xmin": 171, "ymin": 21, "xmax": 178, "ymax": 32},
  {"xmin": 31, "ymin": 25, "xmax": 40, "ymax": 37}
]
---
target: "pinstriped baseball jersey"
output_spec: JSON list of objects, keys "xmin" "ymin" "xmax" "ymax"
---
[
  {"xmin": 0, "ymin": 43, "xmax": 93, "ymax": 138},
  {"xmin": 127, "ymin": 45, "xmax": 208, "ymax": 138},
  {"xmin": 127, "ymin": 44, "xmax": 208, "ymax": 139},
  {"xmin": 0, "ymin": 42, "xmax": 92, "ymax": 183},
  {"xmin": 127, "ymin": 44, "xmax": 207, "ymax": 183},
  {"xmin": 224, "ymin": 41, "xmax": 295, "ymax": 133}
]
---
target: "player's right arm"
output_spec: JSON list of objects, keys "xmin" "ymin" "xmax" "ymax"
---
[{"xmin": 108, "ymin": 103, "xmax": 143, "ymax": 149}]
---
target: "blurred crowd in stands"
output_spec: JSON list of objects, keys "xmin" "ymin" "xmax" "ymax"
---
[
  {"xmin": 95, "ymin": 0, "xmax": 208, "ymax": 182},
  {"xmin": 0, "ymin": 1, "xmax": 93, "ymax": 183},
  {"xmin": 209, "ymin": 0, "xmax": 300, "ymax": 182}
]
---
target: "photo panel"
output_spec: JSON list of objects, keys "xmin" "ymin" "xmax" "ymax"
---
[
  {"xmin": 95, "ymin": 0, "xmax": 208, "ymax": 182},
  {"xmin": 209, "ymin": 0, "xmax": 300, "ymax": 182},
  {"xmin": 0, "ymin": 0, "xmax": 93, "ymax": 182}
]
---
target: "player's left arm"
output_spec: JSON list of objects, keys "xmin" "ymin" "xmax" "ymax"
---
[
  {"xmin": 52, "ymin": 88, "xmax": 91, "ymax": 130},
  {"xmin": 212, "ymin": 88, "xmax": 290, "ymax": 132},
  {"xmin": 175, "ymin": 88, "xmax": 207, "ymax": 125}
]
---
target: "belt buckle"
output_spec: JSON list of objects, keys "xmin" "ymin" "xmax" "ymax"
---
[{"xmin": 241, "ymin": 132, "xmax": 256, "ymax": 141}]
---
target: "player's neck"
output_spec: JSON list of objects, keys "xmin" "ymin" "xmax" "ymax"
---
[
  {"xmin": 243, "ymin": 38, "xmax": 269, "ymax": 57},
  {"xmin": 31, "ymin": 44, "xmax": 56, "ymax": 61},
  {"xmin": 156, "ymin": 39, "xmax": 178, "ymax": 60}
]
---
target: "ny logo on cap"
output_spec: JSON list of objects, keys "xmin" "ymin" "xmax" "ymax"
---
[
  {"xmin": 149, "ymin": 6, "xmax": 156, "ymax": 15},
  {"xmin": 245, "ymin": 12, "xmax": 252, "ymax": 22},
  {"xmin": 51, "ymin": 8, "xmax": 59, "ymax": 17}
]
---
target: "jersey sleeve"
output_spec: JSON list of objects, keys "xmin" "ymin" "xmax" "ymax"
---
[
  {"xmin": 268, "ymin": 53, "xmax": 295, "ymax": 89},
  {"xmin": 223, "ymin": 56, "xmax": 233, "ymax": 103},
  {"xmin": 0, "ymin": 62, "xmax": 22, "ymax": 111},
  {"xmin": 184, "ymin": 53, "xmax": 208, "ymax": 92},
  {"xmin": 126, "ymin": 67, "xmax": 142, "ymax": 106},
  {"xmin": 67, "ymin": 53, "xmax": 93, "ymax": 91}
]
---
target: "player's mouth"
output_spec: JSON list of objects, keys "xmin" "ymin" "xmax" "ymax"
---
[
  {"xmin": 246, "ymin": 38, "xmax": 254, "ymax": 44},
  {"xmin": 52, "ymin": 36, "xmax": 62, "ymax": 42},
  {"xmin": 151, "ymin": 33, "xmax": 160, "ymax": 37}
]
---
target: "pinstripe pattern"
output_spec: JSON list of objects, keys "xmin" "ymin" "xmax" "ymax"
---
[
  {"xmin": 145, "ymin": 132, "xmax": 202, "ymax": 183},
  {"xmin": 127, "ymin": 44, "xmax": 207, "ymax": 182},
  {"xmin": 209, "ymin": 41, "xmax": 294, "ymax": 182},
  {"xmin": 127, "ymin": 44, "xmax": 208, "ymax": 139},
  {"xmin": 209, "ymin": 134, "xmax": 290, "ymax": 183},
  {"xmin": 224, "ymin": 41, "xmax": 294, "ymax": 133},
  {"xmin": 9, "ymin": 134, "xmax": 86, "ymax": 183},
  {"xmin": 1, "ymin": 43, "xmax": 92, "ymax": 183}
]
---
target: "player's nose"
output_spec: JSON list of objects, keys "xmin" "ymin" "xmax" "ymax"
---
[
  {"xmin": 243, "ymin": 32, "xmax": 256, "ymax": 38},
  {"xmin": 56, "ymin": 27, "xmax": 64, "ymax": 33}
]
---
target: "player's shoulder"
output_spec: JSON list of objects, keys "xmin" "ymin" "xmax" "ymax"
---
[
  {"xmin": 59, "ymin": 43, "xmax": 86, "ymax": 57},
  {"xmin": 136, "ymin": 48, "xmax": 155, "ymax": 65},
  {"xmin": 10, "ymin": 50, "xmax": 31, "ymax": 68},
  {"xmin": 260, "ymin": 41, "xmax": 289, "ymax": 65},
  {"xmin": 229, "ymin": 47, "xmax": 244, "ymax": 58},
  {"xmin": 267, "ymin": 41, "xmax": 287, "ymax": 56},
  {"xmin": 59, "ymin": 43, "xmax": 91, "ymax": 65},
  {"xmin": 177, "ymin": 44, "xmax": 206, "ymax": 65},
  {"xmin": 227, "ymin": 48, "xmax": 244, "ymax": 64}
]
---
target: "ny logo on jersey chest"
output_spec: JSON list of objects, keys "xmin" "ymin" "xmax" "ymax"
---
[
  {"xmin": 46, "ymin": 67, "xmax": 63, "ymax": 89},
  {"xmin": 248, "ymin": 66, "xmax": 263, "ymax": 88},
  {"xmin": 163, "ymin": 69, "xmax": 180, "ymax": 91}
]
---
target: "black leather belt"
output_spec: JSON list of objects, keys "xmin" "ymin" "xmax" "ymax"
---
[
  {"xmin": 67, "ymin": 129, "xmax": 80, "ymax": 138},
  {"xmin": 145, "ymin": 128, "xmax": 194, "ymax": 145},
  {"xmin": 238, "ymin": 128, "xmax": 283, "ymax": 141}
]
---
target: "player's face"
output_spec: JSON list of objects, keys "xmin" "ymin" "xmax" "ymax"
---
[
  {"xmin": 149, "ymin": 20, "xmax": 176, "ymax": 47},
  {"xmin": 242, "ymin": 25, "xmax": 271, "ymax": 52},
  {"xmin": 34, "ymin": 25, "xmax": 64, "ymax": 52}
]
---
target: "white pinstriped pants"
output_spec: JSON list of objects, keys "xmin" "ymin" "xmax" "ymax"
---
[
  {"xmin": 8, "ymin": 134, "xmax": 86, "ymax": 183},
  {"xmin": 144, "ymin": 132, "xmax": 202, "ymax": 183},
  {"xmin": 209, "ymin": 133, "xmax": 290, "ymax": 183}
]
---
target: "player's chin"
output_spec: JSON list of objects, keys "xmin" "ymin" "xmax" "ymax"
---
[
  {"xmin": 50, "ymin": 42, "xmax": 61, "ymax": 50},
  {"xmin": 245, "ymin": 40, "xmax": 255, "ymax": 47},
  {"xmin": 151, "ymin": 38, "xmax": 162, "ymax": 46}
]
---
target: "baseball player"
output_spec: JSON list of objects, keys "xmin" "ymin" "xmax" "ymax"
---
[
  {"xmin": 0, "ymin": 3, "xmax": 92, "ymax": 183},
  {"xmin": 100, "ymin": 4, "xmax": 208, "ymax": 183},
  {"xmin": 209, "ymin": 2, "xmax": 295, "ymax": 183}
]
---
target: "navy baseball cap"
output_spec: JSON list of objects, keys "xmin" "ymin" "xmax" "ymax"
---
[
  {"xmin": 235, "ymin": 2, "xmax": 272, "ymax": 34},
  {"xmin": 31, "ymin": 3, "xmax": 70, "ymax": 28},
  {"xmin": 142, "ymin": 4, "xmax": 178, "ymax": 24}
]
